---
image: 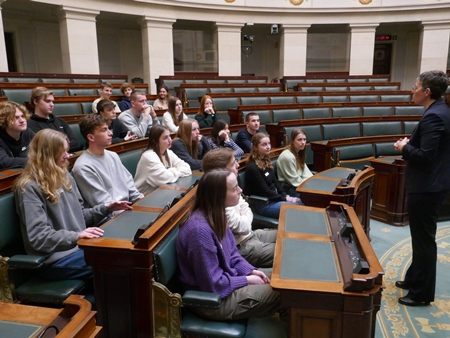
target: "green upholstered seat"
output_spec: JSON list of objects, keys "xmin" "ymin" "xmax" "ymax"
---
[
  {"xmin": 272, "ymin": 109, "xmax": 300, "ymax": 123},
  {"xmin": 0, "ymin": 192, "xmax": 85, "ymax": 305},
  {"xmin": 302, "ymin": 107, "xmax": 330, "ymax": 119},
  {"xmin": 284, "ymin": 79, "xmax": 302, "ymax": 91},
  {"xmin": 349, "ymin": 95, "xmax": 378, "ymax": 102},
  {"xmin": 68, "ymin": 88, "xmax": 96, "ymax": 96},
  {"xmin": 210, "ymin": 87, "xmax": 233, "ymax": 93},
  {"xmin": 242, "ymin": 110, "xmax": 271, "ymax": 125},
  {"xmin": 227, "ymin": 79, "xmax": 246, "ymax": 84},
  {"xmin": 404, "ymin": 121, "xmax": 418, "ymax": 134},
  {"xmin": 247, "ymin": 79, "xmax": 267, "ymax": 84},
  {"xmin": 213, "ymin": 97, "xmax": 239, "ymax": 111},
  {"xmin": 119, "ymin": 149, "xmax": 143, "ymax": 178},
  {"xmin": 322, "ymin": 123, "xmax": 360, "ymax": 140},
  {"xmin": 296, "ymin": 95, "xmax": 320, "ymax": 103},
  {"xmin": 69, "ymin": 123, "xmax": 86, "ymax": 149},
  {"xmin": 368, "ymin": 78, "xmax": 389, "ymax": 82},
  {"xmin": 101, "ymin": 78, "xmax": 126, "ymax": 84},
  {"xmin": 240, "ymin": 97, "xmax": 268, "ymax": 106},
  {"xmin": 324, "ymin": 86, "xmax": 347, "ymax": 92},
  {"xmin": 331, "ymin": 107, "xmax": 360, "ymax": 117},
  {"xmin": 6, "ymin": 77, "xmax": 40, "ymax": 83},
  {"xmin": 257, "ymin": 87, "xmax": 279, "ymax": 93},
  {"xmin": 50, "ymin": 88, "xmax": 68, "ymax": 96},
  {"xmin": 326, "ymin": 79, "xmax": 346, "ymax": 83},
  {"xmin": 185, "ymin": 88, "xmax": 207, "ymax": 100},
  {"xmin": 334, "ymin": 143, "xmax": 374, "ymax": 169},
  {"xmin": 362, "ymin": 121, "xmax": 402, "ymax": 136},
  {"xmin": 206, "ymin": 79, "xmax": 227, "ymax": 84},
  {"xmin": 152, "ymin": 227, "xmax": 248, "ymax": 338},
  {"xmin": 347, "ymin": 78, "xmax": 368, "ymax": 82},
  {"xmin": 234, "ymin": 87, "xmax": 256, "ymax": 93},
  {"xmin": 380, "ymin": 94, "xmax": 411, "ymax": 102},
  {"xmin": 300, "ymin": 86, "xmax": 324, "ymax": 92},
  {"xmin": 161, "ymin": 79, "xmax": 183, "ymax": 92},
  {"xmin": 394, "ymin": 106, "xmax": 424, "ymax": 116},
  {"xmin": 349, "ymin": 86, "xmax": 371, "ymax": 91},
  {"xmin": 81, "ymin": 102, "xmax": 93, "ymax": 114},
  {"xmin": 270, "ymin": 96, "xmax": 295, "ymax": 104},
  {"xmin": 52, "ymin": 102, "xmax": 82, "ymax": 116},
  {"xmin": 373, "ymin": 85, "xmax": 399, "ymax": 91},
  {"xmin": 362, "ymin": 106, "xmax": 393, "ymax": 116},
  {"xmin": 1, "ymin": 89, "xmax": 32, "ymax": 105},
  {"xmin": 72, "ymin": 78, "xmax": 100, "ymax": 84},
  {"xmin": 305, "ymin": 79, "xmax": 325, "ymax": 83},
  {"xmin": 322, "ymin": 95, "xmax": 347, "ymax": 103},
  {"xmin": 184, "ymin": 80, "xmax": 205, "ymax": 84},
  {"xmin": 374, "ymin": 142, "xmax": 399, "ymax": 157}
]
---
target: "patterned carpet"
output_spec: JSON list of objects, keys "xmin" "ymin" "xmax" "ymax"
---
[{"xmin": 370, "ymin": 220, "xmax": 450, "ymax": 338}]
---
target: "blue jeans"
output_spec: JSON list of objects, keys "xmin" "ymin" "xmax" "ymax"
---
[
  {"xmin": 39, "ymin": 250, "xmax": 93, "ymax": 281},
  {"xmin": 252, "ymin": 201, "xmax": 299, "ymax": 219}
]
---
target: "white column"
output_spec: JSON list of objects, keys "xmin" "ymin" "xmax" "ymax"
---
[
  {"xmin": 216, "ymin": 23, "xmax": 242, "ymax": 76},
  {"xmin": 349, "ymin": 24, "xmax": 379, "ymax": 75},
  {"xmin": 279, "ymin": 24, "xmax": 310, "ymax": 76},
  {"xmin": 419, "ymin": 21, "xmax": 450, "ymax": 73},
  {"xmin": 0, "ymin": 0, "xmax": 8, "ymax": 71},
  {"xmin": 141, "ymin": 17, "xmax": 175, "ymax": 94},
  {"xmin": 57, "ymin": 6, "xmax": 100, "ymax": 74}
]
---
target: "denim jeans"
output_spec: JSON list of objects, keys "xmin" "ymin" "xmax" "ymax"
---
[
  {"xmin": 252, "ymin": 201, "xmax": 298, "ymax": 219},
  {"xmin": 39, "ymin": 249, "xmax": 93, "ymax": 281}
]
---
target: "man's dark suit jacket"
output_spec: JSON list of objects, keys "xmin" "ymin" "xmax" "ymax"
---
[{"xmin": 402, "ymin": 98, "xmax": 450, "ymax": 194}]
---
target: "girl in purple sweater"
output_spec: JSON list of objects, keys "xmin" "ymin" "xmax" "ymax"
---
[{"xmin": 176, "ymin": 169, "xmax": 280, "ymax": 320}]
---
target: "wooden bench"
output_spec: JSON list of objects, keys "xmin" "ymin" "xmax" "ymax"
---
[
  {"xmin": 0, "ymin": 72, "xmax": 128, "ymax": 84},
  {"xmin": 281, "ymin": 74, "xmax": 390, "ymax": 91},
  {"xmin": 293, "ymin": 81, "xmax": 401, "ymax": 92}
]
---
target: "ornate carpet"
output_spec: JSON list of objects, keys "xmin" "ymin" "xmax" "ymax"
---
[{"xmin": 372, "ymin": 221, "xmax": 450, "ymax": 338}]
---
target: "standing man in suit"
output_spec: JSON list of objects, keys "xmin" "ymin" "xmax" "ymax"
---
[{"xmin": 394, "ymin": 70, "xmax": 450, "ymax": 306}]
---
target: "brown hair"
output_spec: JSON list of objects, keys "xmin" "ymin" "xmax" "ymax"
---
[
  {"xmin": 191, "ymin": 169, "xmax": 231, "ymax": 241},
  {"xmin": 79, "ymin": 114, "xmax": 109, "ymax": 143},
  {"xmin": 249, "ymin": 132, "xmax": 272, "ymax": 170},
  {"xmin": 30, "ymin": 87, "xmax": 54, "ymax": 109},
  {"xmin": 146, "ymin": 124, "xmax": 171, "ymax": 165},
  {"xmin": 167, "ymin": 97, "xmax": 184, "ymax": 127},
  {"xmin": 198, "ymin": 95, "xmax": 216, "ymax": 117},
  {"xmin": 288, "ymin": 128, "xmax": 307, "ymax": 171},
  {"xmin": 0, "ymin": 101, "xmax": 30, "ymax": 129},
  {"xmin": 96, "ymin": 99, "xmax": 115, "ymax": 114},
  {"xmin": 120, "ymin": 82, "xmax": 135, "ymax": 94},
  {"xmin": 210, "ymin": 119, "xmax": 228, "ymax": 147},
  {"xmin": 175, "ymin": 118, "xmax": 199, "ymax": 159},
  {"xmin": 202, "ymin": 148, "xmax": 235, "ymax": 173}
]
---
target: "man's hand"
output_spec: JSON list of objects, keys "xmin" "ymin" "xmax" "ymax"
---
[
  {"xmin": 105, "ymin": 201, "xmax": 133, "ymax": 211},
  {"xmin": 77, "ymin": 227, "xmax": 104, "ymax": 240}
]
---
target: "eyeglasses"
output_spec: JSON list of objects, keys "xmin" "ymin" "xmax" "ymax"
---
[{"xmin": 412, "ymin": 85, "xmax": 427, "ymax": 92}]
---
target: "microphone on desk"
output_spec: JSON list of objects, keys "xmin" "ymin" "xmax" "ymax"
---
[{"xmin": 132, "ymin": 203, "xmax": 171, "ymax": 245}]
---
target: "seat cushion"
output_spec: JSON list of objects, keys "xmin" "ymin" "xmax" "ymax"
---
[{"xmin": 182, "ymin": 310, "xmax": 247, "ymax": 338}]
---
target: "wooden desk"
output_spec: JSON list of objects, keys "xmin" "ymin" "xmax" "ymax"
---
[
  {"xmin": 78, "ymin": 173, "xmax": 201, "ymax": 338},
  {"xmin": 271, "ymin": 203, "xmax": 383, "ymax": 338},
  {"xmin": 369, "ymin": 156, "xmax": 408, "ymax": 226},
  {"xmin": 297, "ymin": 166, "xmax": 374, "ymax": 238},
  {"xmin": 369, "ymin": 156, "xmax": 450, "ymax": 225},
  {"xmin": 0, "ymin": 295, "xmax": 101, "ymax": 337}
]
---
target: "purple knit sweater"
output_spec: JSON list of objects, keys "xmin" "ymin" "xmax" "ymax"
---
[{"xmin": 177, "ymin": 210, "xmax": 255, "ymax": 298}]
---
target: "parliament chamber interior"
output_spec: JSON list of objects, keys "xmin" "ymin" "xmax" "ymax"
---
[{"xmin": 1, "ymin": 0, "xmax": 450, "ymax": 337}]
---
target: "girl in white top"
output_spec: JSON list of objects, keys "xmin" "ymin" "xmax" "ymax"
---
[
  {"xmin": 162, "ymin": 97, "xmax": 188, "ymax": 133},
  {"xmin": 276, "ymin": 127, "xmax": 313, "ymax": 197},
  {"xmin": 152, "ymin": 84, "xmax": 172, "ymax": 110},
  {"xmin": 134, "ymin": 124, "xmax": 191, "ymax": 195}
]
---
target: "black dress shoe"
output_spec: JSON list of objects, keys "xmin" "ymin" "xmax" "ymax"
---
[
  {"xmin": 395, "ymin": 281, "xmax": 410, "ymax": 290},
  {"xmin": 398, "ymin": 296, "xmax": 430, "ymax": 307}
]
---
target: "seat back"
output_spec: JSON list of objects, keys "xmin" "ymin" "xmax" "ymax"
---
[
  {"xmin": 322, "ymin": 95, "xmax": 347, "ymax": 103},
  {"xmin": 68, "ymin": 88, "xmax": 96, "ymax": 96},
  {"xmin": 404, "ymin": 121, "xmax": 418, "ymax": 134},
  {"xmin": 257, "ymin": 87, "xmax": 279, "ymax": 93},
  {"xmin": 349, "ymin": 95, "xmax": 378, "ymax": 103},
  {"xmin": 153, "ymin": 226, "xmax": 179, "ymax": 287},
  {"xmin": 302, "ymin": 107, "xmax": 330, "ymax": 119},
  {"xmin": 1, "ymin": 89, "xmax": 32, "ymax": 105},
  {"xmin": 296, "ymin": 95, "xmax": 320, "ymax": 104},
  {"xmin": 69, "ymin": 123, "xmax": 86, "ymax": 149},
  {"xmin": 362, "ymin": 106, "xmax": 393, "ymax": 117},
  {"xmin": 0, "ymin": 192, "xmax": 25, "ymax": 258},
  {"xmin": 374, "ymin": 142, "xmax": 399, "ymax": 157},
  {"xmin": 380, "ymin": 95, "xmax": 411, "ymax": 102},
  {"xmin": 234, "ymin": 87, "xmax": 256, "ymax": 93},
  {"xmin": 394, "ymin": 106, "xmax": 425, "ymax": 116},
  {"xmin": 209, "ymin": 87, "xmax": 233, "ymax": 93},
  {"xmin": 272, "ymin": 109, "xmax": 300, "ymax": 123},
  {"xmin": 323, "ymin": 123, "xmax": 360, "ymax": 140},
  {"xmin": 52, "ymin": 103, "xmax": 82, "ymax": 117},
  {"xmin": 362, "ymin": 121, "xmax": 402, "ymax": 136},
  {"xmin": 240, "ymin": 97, "xmax": 268, "ymax": 106},
  {"xmin": 213, "ymin": 97, "xmax": 239, "ymax": 112},
  {"xmin": 119, "ymin": 149, "xmax": 143, "ymax": 178},
  {"xmin": 331, "ymin": 107, "xmax": 360, "ymax": 118},
  {"xmin": 270, "ymin": 96, "xmax": 295, "ymax": 105}
]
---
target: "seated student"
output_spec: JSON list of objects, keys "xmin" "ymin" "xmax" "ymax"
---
[
  {"xmin": 118, "ymin": 90, "xmax": 159, "ymax": 138},
  {"xmin": 0, "ymin": 101, "xmax": 34, "ymax": 170},
  {"xmin": 153, "ymin": 84, "xmax": 171, "ymax": 110},
  {"xmin": 162, "ymin": 97, "xmax": 188, "ymax": 133},
  {"xmin": 195, "ymin": 95, "xmax": 217, "ymax": 128},
  {"xmin": 235, "ymin": 112, "xmax": 261, "ymax": 153},
  {"xmin": 27, "ymin": 87, "xmax": 81, "ymax": 153},
  {"xmin": 92, "ymin": 81, "xmax": 121, "ymax": 114},
  {"xmin": 244, "ymin": 133, "xmax": 301, "ymax": 219},
  {"xmin": 207, "ymin": 119, "xmax": 244, "ymax": 157},
  {"xmin": 202, "ymin": 148, "xmax": 277, "ymax": 268},
  {"xmin": 97, "ymin": 99, "xmax": 137, "ymax": 144},
  {"xmin": 72, "ymin": 114, "xmax": 143, "ymax": 217},
  {"xmin": 14, "ymin": 129, "xmax": 131, "ymax": 281},
  {"xmin": 177, "ymin": 169, "xmax": 280, "ymax": 321},
  {"xmin": 134, "ymin": 125, "xmax": 191, "ymax": 195},
  {"xmin": 170, "ymin": 118, "xmax": 210, "ymax": 170},
  {"xmin": 118, "ymin": 82, "xmax": 135, "ymax": 111},
  {"xmin": 277, "ymin": 128, "xmax": 313, "ymax": 197}
]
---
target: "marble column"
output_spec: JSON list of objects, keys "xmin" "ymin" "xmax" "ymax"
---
[
  {"xmin": 279, "ymin": 24, "xmax": 310, "ymax": 76},
  {"xmin": 419, "ymin": 21, "xmax": 450, "ymax": 73},
  {"xmin": 216, "ymin": 23, "xmax": 242, "ymax": 76},
  {"xmin": 57, "ymin": 6, "xmax": 100, "ymax": 74},
  {"xmin": 0, "ymin": 0, "xmax": 9, "ymax": 72},
  {"xmin": 141, "ymin": 17, "xmax": 175, "ymax": 94},
  {"xmin": 349, "ymin": 24, "xmax": 379, "ymax": 75}
]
